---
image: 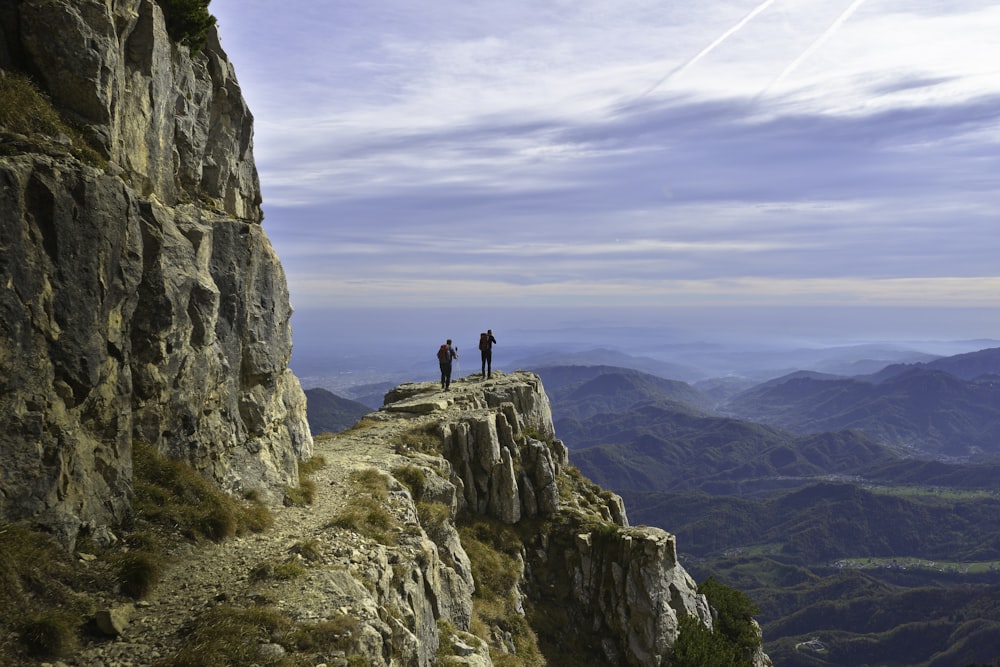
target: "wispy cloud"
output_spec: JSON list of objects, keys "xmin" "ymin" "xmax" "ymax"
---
[{"xmin": 213, "ymin": 0, "xmax": 1000, "ymax": 339}]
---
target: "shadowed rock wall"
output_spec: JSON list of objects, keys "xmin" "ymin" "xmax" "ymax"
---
[{"xmin": 0, "ymin": 0, "xmax": 311, "ymax": 543}]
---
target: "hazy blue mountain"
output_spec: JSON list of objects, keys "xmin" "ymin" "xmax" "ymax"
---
[
  {"xmin": 863, "ymin": 345, "xmax": 1000, "ymax": 383},
  {"xmin": 342, "ymin": 381, "xmax": 398, "ymax": 409},
  {"xmin": 533, "ymin": 354, "xmax": 1000, "ymax": 667},
  {"xmin": 564, "ymin": 404, "xmax": 897, "ymax": 493},
  {"xmin": 519, "ymin": 349, "xmax": 701, "ymax": 382},
  {"xmin": 724, "ymin": 365, "xmax": 1000, "ymax": 459},
  {"xmin": 304, "ymin": 388, "xmax": 370, "ymax": 434},
  {"xmin": 534, "ymin": 364, "xmax": 714, "ymax": 419}
]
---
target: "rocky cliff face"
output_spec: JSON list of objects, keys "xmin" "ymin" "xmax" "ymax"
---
[
  {"xmin": 366, "ymin": 372, "xmax": 751, "ymax": 666},
  {"xmin": 0, "ymin": 0, "xmax": 311, "ymax": 543}
]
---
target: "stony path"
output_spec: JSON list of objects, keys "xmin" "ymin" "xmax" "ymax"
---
[{"xmin": 70, "ymin": 382, "xmax": 446, "ymax": 667}]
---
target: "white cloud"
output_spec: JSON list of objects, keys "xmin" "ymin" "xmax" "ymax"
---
[{"xmin": 213, "ymin": 0, "xmax": 1000, "ymax": 339}]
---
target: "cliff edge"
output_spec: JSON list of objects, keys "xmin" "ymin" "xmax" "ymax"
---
[
  {"xmin": 71, "ymin": 371, "xmax": 769, "ymax": 667},
  {"xmin": 0, "ymin": 0, "xmax": 312, "ymax": 544}
]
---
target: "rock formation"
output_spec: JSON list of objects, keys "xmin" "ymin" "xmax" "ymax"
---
[
  {"xmin": 369, "ymin": 372, "xmax": 768, "ymax": 666},
  {"xmin": 0, "ymin": 0, "xmax": 312, "ymax": 544}
]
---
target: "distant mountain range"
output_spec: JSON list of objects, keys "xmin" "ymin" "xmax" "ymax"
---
[
  {"xmin": 723, "ymin": 348, "xmax": 1000, "ymax": 460},
  {"xmin": 303, "ymin": 388, "xmax": 370, "ymax": 434},
  {"xmin": 535, "ymin": 347, "xmax": 1000, "ymax": 666}
]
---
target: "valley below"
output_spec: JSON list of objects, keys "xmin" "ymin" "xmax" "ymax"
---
[
  {"xmin": 303, "ymin": 341, "xmax": 1000, "ymax": 666},
  {"xmin": 522, "ymin": 347, "xmax": 1000, "ymax": 667}
]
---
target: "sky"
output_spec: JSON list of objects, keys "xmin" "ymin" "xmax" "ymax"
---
[{"xmin": 208, "ymin": 0, "xmax": 1000, "ymax": 367}]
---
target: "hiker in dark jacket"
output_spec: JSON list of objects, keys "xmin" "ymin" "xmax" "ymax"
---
[
  {"xmin": 438, "ymin": 339, "xmax": 458, "ymax": 390},
  {"xmin": 479, "ymin": 329, "xmax": 497, "ymax": 379}
]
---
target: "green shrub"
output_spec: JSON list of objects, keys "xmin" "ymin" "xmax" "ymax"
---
[
  {"xmin": 393, "ymin": 464, "xmax": 427, "ymax": 501},
  {"xmin": 672, "ymin": 612, "xmax": 742, "ymax": 667},
  {"xmin": 672, "ymin": 577, "xmax": 761, "ymax": 667},
  {"xmin": 699, "ymin": 576, "xmax": 761, "ymax": 655},
  {"xmin": 158, "ymin": 0, "xmax": 216, "ymax": 53}
]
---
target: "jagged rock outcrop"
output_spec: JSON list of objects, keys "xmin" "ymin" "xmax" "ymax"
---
[
  {"xmin": 0, "ymin": 0, "xmax": 311, "ymax": 543},
  {"xmin": 369, "ymin": 372, "xmax": 755, "ymax": 666}
]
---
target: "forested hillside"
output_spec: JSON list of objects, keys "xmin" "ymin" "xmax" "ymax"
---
[
  {"xmin": 723, "ymin": 351, "xmax": 1000, "ymax": 460},
  {"xmin": 533, "ymin": 352, "xmax": 1000, "ymax": 667}
]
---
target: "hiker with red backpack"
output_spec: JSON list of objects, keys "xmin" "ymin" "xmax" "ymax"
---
[
  {"xmin": 437, "ymin": 339, "xmax": 458, "ymax": 390},
  {"xmin": 478, "ymin": 329, "xmax": 497, "ymax": 379}
]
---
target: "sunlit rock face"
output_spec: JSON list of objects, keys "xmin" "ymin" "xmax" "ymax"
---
[{"xmin": 0, "ymin": 0, "xmax": 311, "ymax": 544}]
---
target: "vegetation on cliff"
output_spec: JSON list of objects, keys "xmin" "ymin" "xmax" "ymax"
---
[
  {"xmin": 0, "ymin": 442, "xmax": 274, "ymax": 663},
  {"xmin": 0, "ymin": 71, "xmax": 103, "ymax": 165},
  {"xmin": 158, "ymin": 0, "xmax": 216, "ymax": 52}
]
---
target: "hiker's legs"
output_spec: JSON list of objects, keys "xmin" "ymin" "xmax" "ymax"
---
[
  {"xmin": 440, "ymin": 363, "xmax": 447, "ymax": 388},
  {"xmin": 485, "ymin": 350, "xmax": 493, "ymax": 377},
  {"xmin": 481, "ymin": 351, "xmax": 487, "ymax": 376}
]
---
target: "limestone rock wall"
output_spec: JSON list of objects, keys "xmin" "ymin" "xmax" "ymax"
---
[
  {"xmin": 0, "ymin": 0, "xmax": 311, "ymax": 542},
  {"xmin": 379, "ymin": 373, "xmax": 739, "ymax": 666}
]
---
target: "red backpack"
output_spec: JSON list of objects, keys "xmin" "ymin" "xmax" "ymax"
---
[
  {"xmin": 478, "ymin": 332, "xmax": 489, "ymax": 351},
  {"xmin": 437, "ymin": 344, "xmax": 450, "ymax": 362}
]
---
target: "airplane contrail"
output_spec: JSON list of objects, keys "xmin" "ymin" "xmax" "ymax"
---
[
  {"xmin": 759, "ymin": 0, "xmax": 870, "ymax": 99},
  {"xmin": 638, "ymin": 0, "xmax": 778, "ymax": 99}
]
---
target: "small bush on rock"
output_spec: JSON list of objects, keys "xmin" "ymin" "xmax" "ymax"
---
[
  {"xmin": 671, "ymin": 577, "xmax": 761, "ymax": 667},
  {"xmin": 392, "ymin": 464, "xmax": 426, "ymax": 501},
  {"xmin": 158, "ymin": 0, "xmax": 216, "ymax": 53}
]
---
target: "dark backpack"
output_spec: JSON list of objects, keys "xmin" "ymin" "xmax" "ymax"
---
[
  {"xmin": 437, "ymin": 344, "xmax": 450, "ymax": 362},
  {"xmin": 478, "ymin": 333, "xmax": 489, "ymax": 351}
]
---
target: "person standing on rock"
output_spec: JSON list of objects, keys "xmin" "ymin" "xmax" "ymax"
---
[
  {"xmin": 479, "ymin": 329, "xmax": 497, "ymax": 379},
  {"xmin": 437, "ymin": 339, "xmax": 458, "ymax": 390}
]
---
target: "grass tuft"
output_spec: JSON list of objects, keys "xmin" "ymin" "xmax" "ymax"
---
[
  {"xmin": 116, "ymin": 550, "xmax": 164, "ymax": 599},
  {"xmin": 0, "ymin": 71, "xmax": 104, "ymax": 166},
  {"xmin": 132, "ymin": 441, "xmax": 272, "ymax": 542},
  {"xmin": 327, "ymin": 469, "xmax": 398, "ymax": 544},
  {"xmin": 390, "ymin": 423, "xmax": 444, "ymax": 455},
  {"xmin": 0, "ymin": 523, "xmax": 96, "ymax": 662},
  {"xmin": 417, "ymin": 501, "xmax": 452, "ymax": 535},
  {"xmin": 19, "ymin": 610, "xmax": 80, "ymax": 658},
  {"xmin": 290, "ymin": 613, "xmax": 360, "ymax": 651},
  {"xmin": 249, "ymin": 557, "xmax": 307, "ymax": 582},
  {"xmin": 291, "ymin": 538, "xmax": 324, "ymax": 563},
  {"xmin": 456, "ymin": 514, "xmax": 546, "ymax": 666},
  {"xmin": 284, "ymin": 456, "xmax": 325, "ymax": 506},
  {"xmin": 159, "ymin": 605, "xmax": 292, "ymax": 667},
  {"xmin": 283, "ymin": 478, "xmax": 316, "ymax": 506}
]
